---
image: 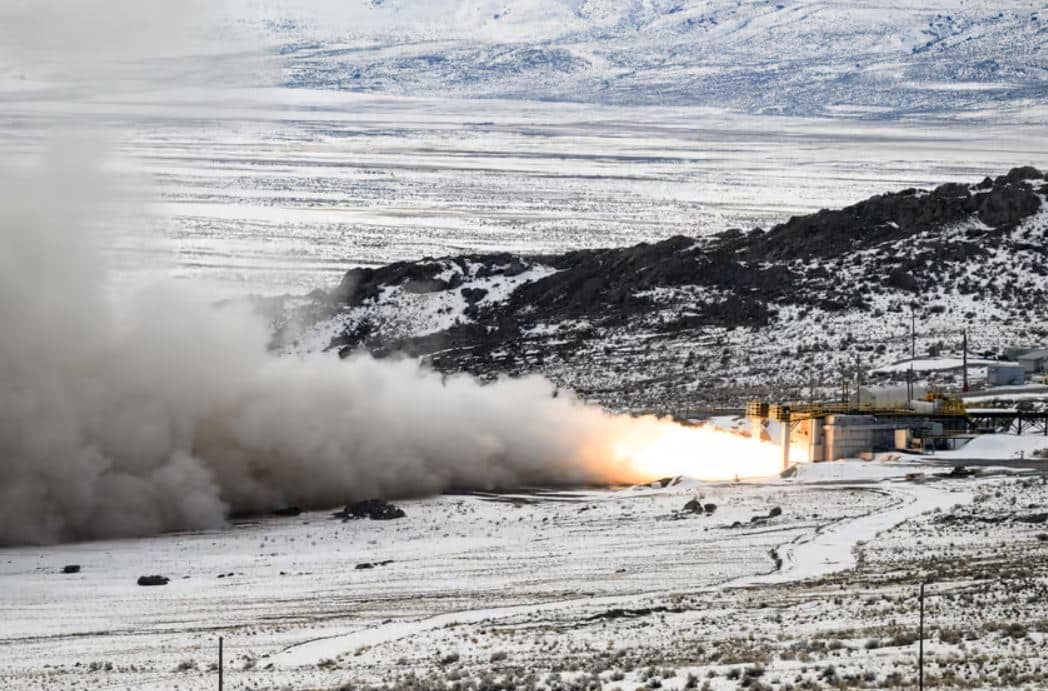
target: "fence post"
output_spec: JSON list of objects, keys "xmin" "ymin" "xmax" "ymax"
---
[{"xmin": 219, "ymin": 636, "xmax": 224, "ymax": 691}]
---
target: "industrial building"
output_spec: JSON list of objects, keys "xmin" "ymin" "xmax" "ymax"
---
[
  {"xmin": 1016, "ymin": 349, "xmax": 1048, "ymax": 375},
  {"xmin": 744, "ymin": 398, "xmax": 1020, "ymax": 468},
  {"xmin": 1004, "ymin": 347, "xmax": 1048, "ymax": 375}
]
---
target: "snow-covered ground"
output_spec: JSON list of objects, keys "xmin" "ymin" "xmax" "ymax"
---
[{"xmin": 0, "ymin": 453, "xmax": 1039, "ymax": 690}]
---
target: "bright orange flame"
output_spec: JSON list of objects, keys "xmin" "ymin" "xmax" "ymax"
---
[{"xmin": 604, "ymin": 418, "xmax": 787, "ymax": 482}]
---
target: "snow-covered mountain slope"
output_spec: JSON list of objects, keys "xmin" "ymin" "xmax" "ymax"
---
[
  {"xmin": 271, "ymin": 0, "xmax": 1048, "ymax": 116},
  {"xmin": 274, "ymin": 166, "xmax": 1048, "ymax": 411}
]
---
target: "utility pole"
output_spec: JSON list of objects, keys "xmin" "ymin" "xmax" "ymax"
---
[
  {"xmin": 911, "ymin": 307, "xmax": 917, "ymax": 360},
  {"xmin": 855, "ymin": 356, "xmax": 863, "ymax": 407},
  {"xmin": 908, "ymin": 363, "xmax": 915, "ymax": 407},
  {"xmin": 908, "ymin": 307, "xmax": 918, "ymax": 406},
  {"xmin": 918, "ymin": 582, "xmax": 925, "ymax": 691},
  {"xmin": 962, "ymin": 329, "xmax": 969, "ymax": 393}
]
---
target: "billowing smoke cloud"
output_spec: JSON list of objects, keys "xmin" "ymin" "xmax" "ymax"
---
[
  {"xmin": 0, "ymin": 1, "xmax": 777, "ymax": 547},
  {"xmin": 0, "ymin": 149, "xmax": 667, "ymax": 546}
]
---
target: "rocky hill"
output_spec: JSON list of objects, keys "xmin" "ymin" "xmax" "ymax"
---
[{"xmin": 275, "ymin": 167, "xmax": 1048, "ymax": 411}]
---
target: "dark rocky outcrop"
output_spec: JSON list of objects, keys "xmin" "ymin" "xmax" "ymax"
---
[{"xmin": 749, "ymin": 166, "xmax": 1043, "ymax": 261}]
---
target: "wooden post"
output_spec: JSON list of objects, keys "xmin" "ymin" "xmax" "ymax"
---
[
  {"xmin": 918, "ymin": 582, "xmax": 925, "ymax": 691},
  {"xmin": 219, "ymin": 636, "xmax": 223, "ymax": 691}
]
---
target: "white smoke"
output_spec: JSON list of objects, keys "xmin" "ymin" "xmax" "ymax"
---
[
  {"xmin": 0, "ymin": 0, "xmax": 702, "ymax": 547},
  {"xmin": 0, "ymin": 147, "xmax": 666, "ymax": 546}
]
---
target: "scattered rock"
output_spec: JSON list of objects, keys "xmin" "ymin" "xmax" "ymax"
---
[
  {"xmin": 333, "ymin": 499, "xmax": 406, "ymax": 521},
  {"xmin": 682, "ymin": 498, "xmax": 703, "ymax": 514},
  {"xmin": 272, "ymin": 506, "xmax": 302, "ymax": 517},
  {"xmin": 62, "ymin": 564, "xmax": 81, "ymax": 574},
  {"xmin": 461, "ymin": 287, "xmax": 488, "ymax": 304},
  {"xmin": 355, "ymin": 560, "xmax": 394, "ymax": 570},
  {"xmin": 703, "ymin": 503, "xmax": 717, "ymax": 514},
  {"xmin": 768, "ymin": 506, "xmax": 783, "ymax": 518},
  {"xmin": 887, "ymin": 266, "xmax": 918, "ymax": 292},
  {"xmin": 586, "ymin": 605, "xmax": 681, "ymax": 621},
  {"xmin": 137, "ymin": 575, "xmax": 169, "ymax": 587}
]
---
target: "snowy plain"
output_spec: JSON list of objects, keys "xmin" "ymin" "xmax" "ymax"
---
[
  {"xmin": 0, "ymin": 454, "xmax": 1011, "ymax": 690},
  {"xmin": 1, "ymin": 86, "xmax": 1045, "ymax": 299}
]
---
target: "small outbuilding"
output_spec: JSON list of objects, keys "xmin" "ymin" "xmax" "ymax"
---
[{"xmin": 987, "ymin": 363, "xmax": 1026, "ymax": 386}]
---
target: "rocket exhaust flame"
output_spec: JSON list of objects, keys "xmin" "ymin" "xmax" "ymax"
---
[{"xmin": 604, "ymin": 419, "xmax": 788, "ymax": 483}]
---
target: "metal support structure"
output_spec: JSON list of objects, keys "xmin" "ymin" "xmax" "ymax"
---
[{"xmin": 219, "ymin": 637, "xmax": 223, "ymax": 691}]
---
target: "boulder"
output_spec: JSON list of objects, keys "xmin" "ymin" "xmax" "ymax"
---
[
  {"xmin": 703, "ymin": 503, "xmax": 717, "ymax": 514},
  {"xmin": 272, "ymin": 506, "xmax": 302, "ymax": 517},
  {"xmin": 355, "ymin": 560, "xmax": 393, "ymax": 570},
  {"xmin": 334, "ymin": 499, "xmax": 406, "ymax": 521},
  {"xmin": 977, "ymin": 183, "xmax": 1041, "ymax": 228},
  {"xmin": 887, "ymin": 266, "xmax": 918, "ymax": 292},
  {"xmin": 137, "ymin": 575, "xmax": 169, "ymax": 586},
  {"xmin": 62, "ymin": 564, "xmax": 81, "ymax": 574},
  {"xmin": 768, "ymin": 506, "xmax": 783, "ymax": 518},
  {"xmin": 1002, "ymin": 166, "xmax": 1043, "ymax": 184},
  {"xmin": 682, "ymin": 498, "xmax": 702, "ymax": 514}
]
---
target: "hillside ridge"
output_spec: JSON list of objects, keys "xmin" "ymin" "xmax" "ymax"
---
[{"xmin": 279, "ymin": 166, "xmax": 1048, "ymax": 409}]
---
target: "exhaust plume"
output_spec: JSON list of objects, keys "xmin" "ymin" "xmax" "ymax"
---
[
  {"xmin": 0, "ymin": 148, "xmax": 788, "ymax": 547},
  {"xmin": 0, "ymin": 1, "xmax": 785, "ymax": 548}
]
